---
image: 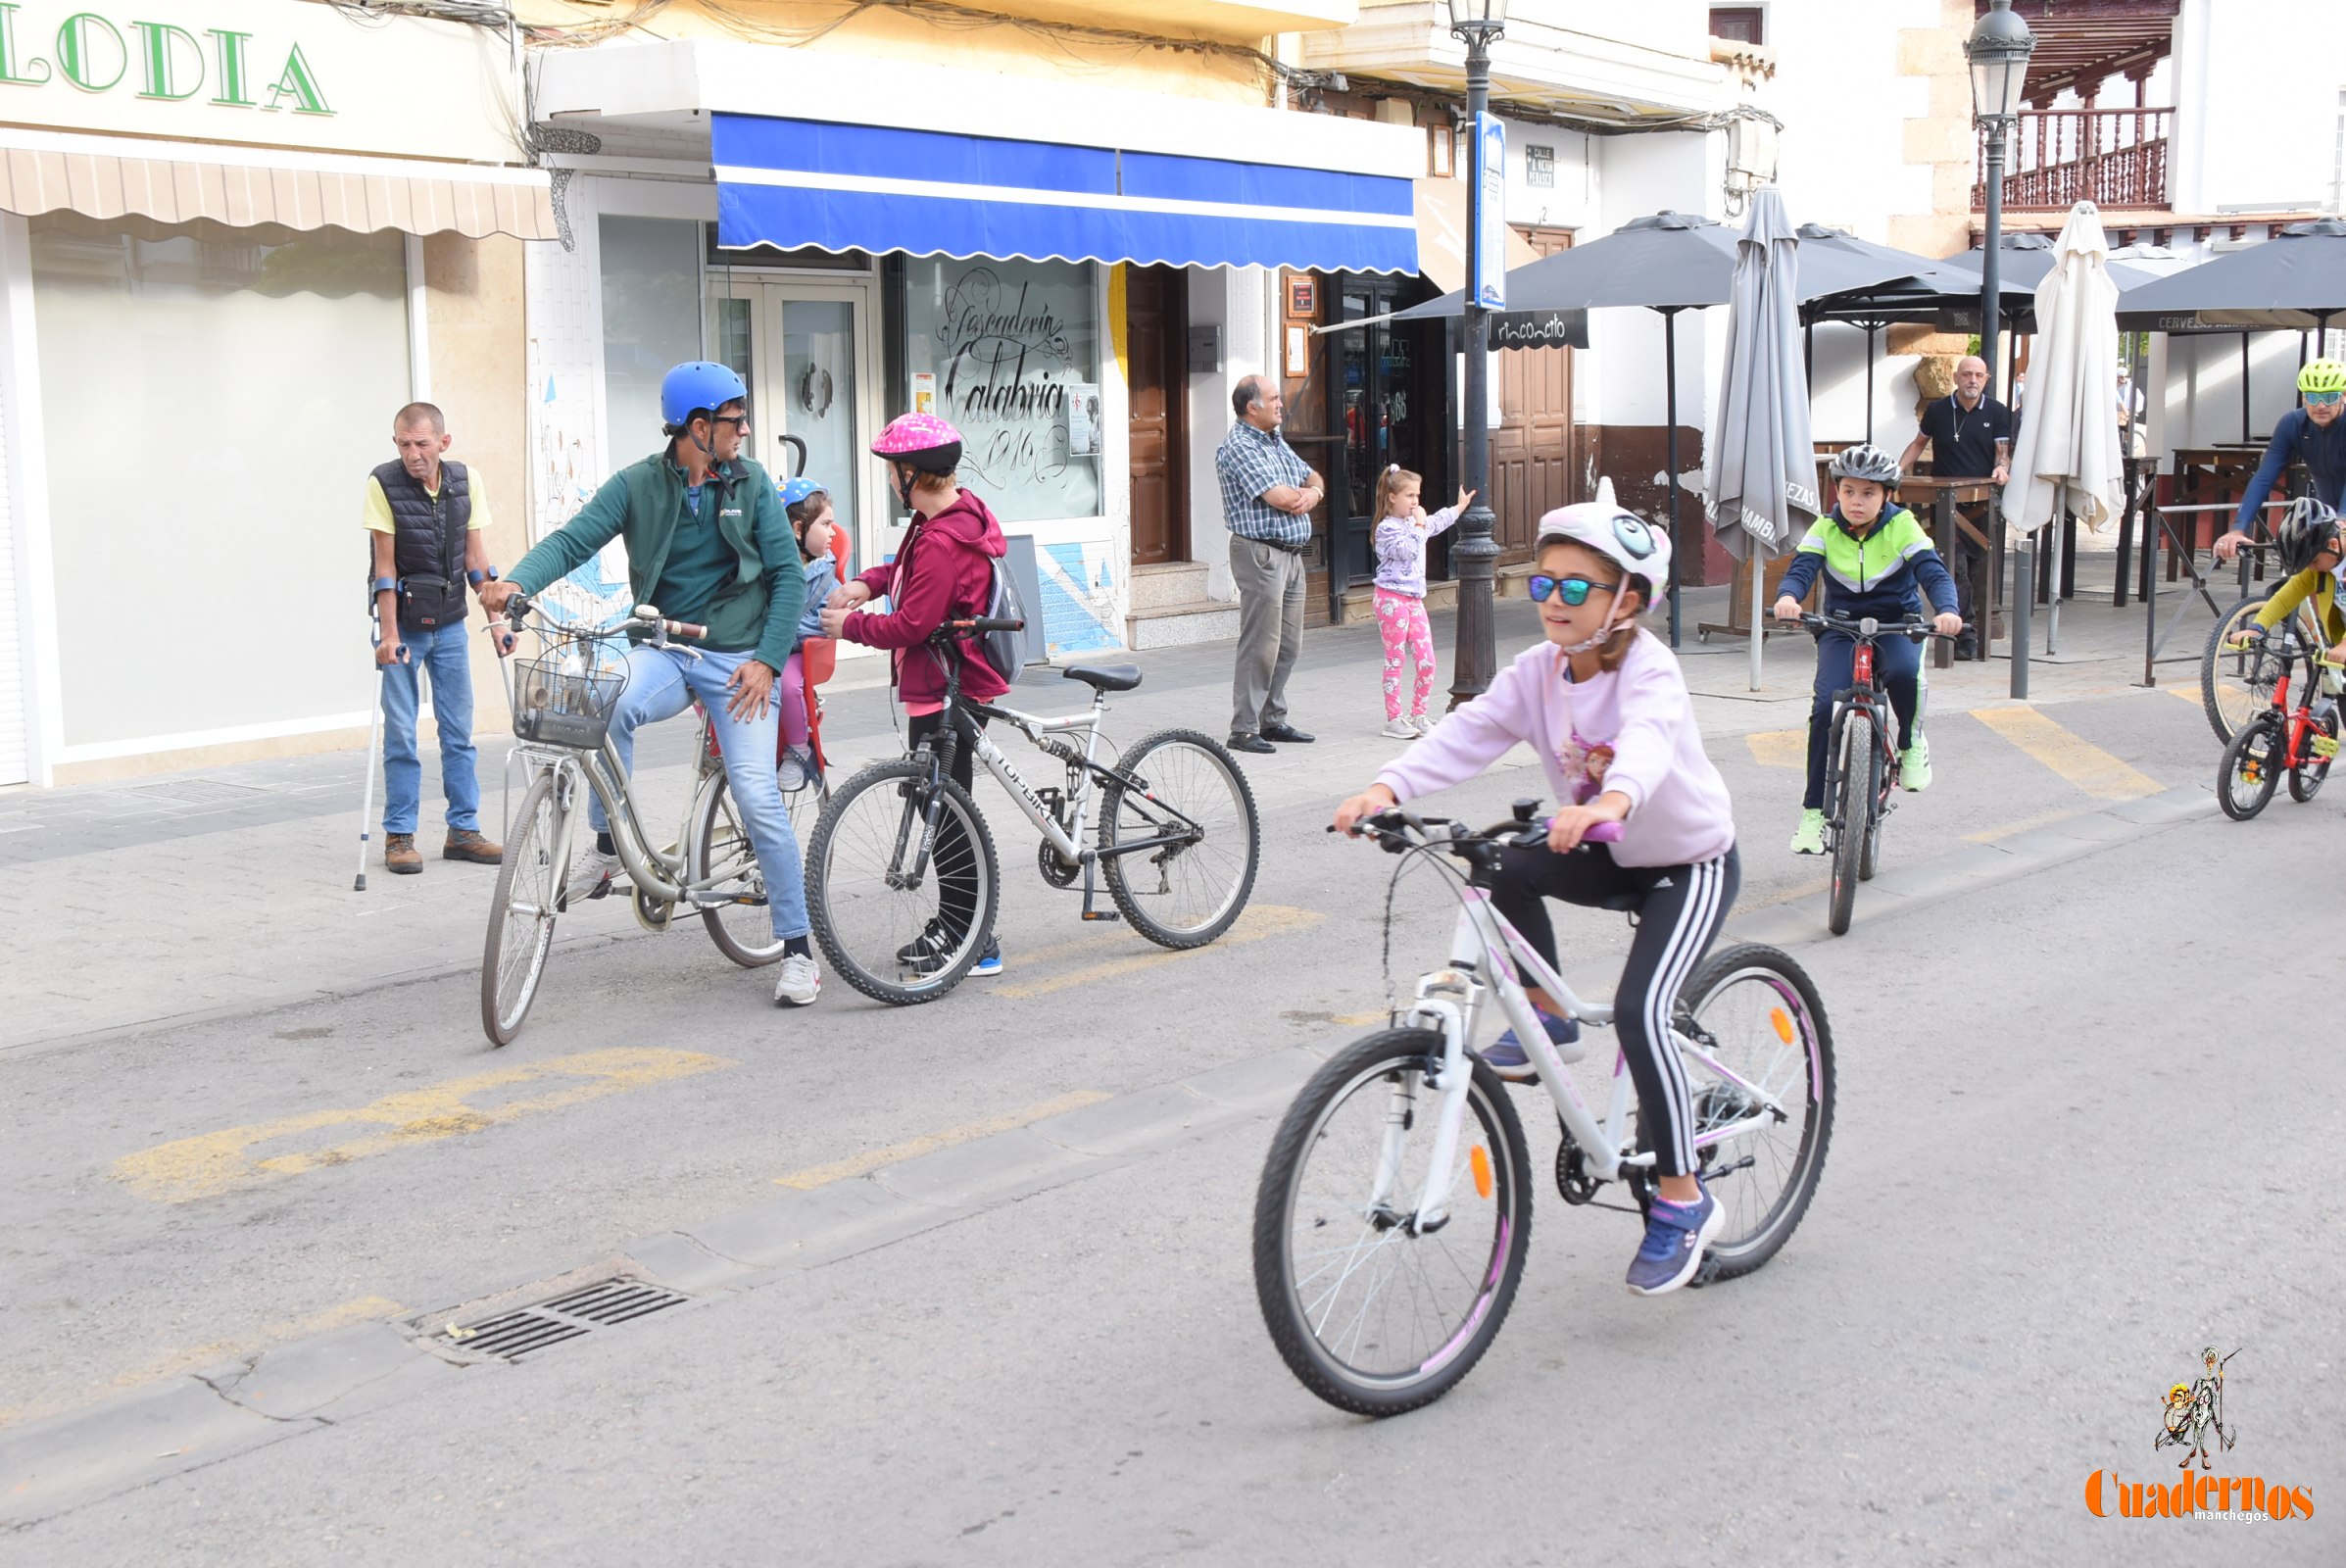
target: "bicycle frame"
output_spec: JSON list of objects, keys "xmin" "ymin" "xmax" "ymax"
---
[{"xmin": 505, "ymin": 700, "xmax": 733, "ymax": 911}]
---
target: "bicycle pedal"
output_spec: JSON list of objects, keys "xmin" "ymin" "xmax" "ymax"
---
[
  {"xmin": 2315, "ymin": 736, "xmax": 2339, "ymax": 760},
  {"xmin": 1081, "ymin": 908, "xmax": 1122, "ymax": 922}
]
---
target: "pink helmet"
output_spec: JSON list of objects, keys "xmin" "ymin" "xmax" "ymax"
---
[{"xmin": 871, "ymin": 412, "xmax": 962, "ymax": 474}]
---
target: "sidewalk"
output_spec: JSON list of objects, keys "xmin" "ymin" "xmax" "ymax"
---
[{"xmin": 0, "ymin": 533, "xmax": 2203, "ymax": 1057}]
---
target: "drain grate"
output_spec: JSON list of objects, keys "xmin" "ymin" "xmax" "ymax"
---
[{"xmin": 441, "ymin": 1278, "xmax": 689, "ymax": 1359}]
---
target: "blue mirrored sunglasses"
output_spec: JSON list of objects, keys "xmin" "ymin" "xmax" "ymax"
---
[
  {"xmin": 1527, "ymin": 574, "xmax": 1619, "ymax": 607},
  {"xmin": 2307, "ymin": 391, "xmax": 2344, "ymax": 408}
]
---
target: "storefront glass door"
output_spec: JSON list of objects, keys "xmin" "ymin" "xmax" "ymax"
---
[{"xmin": 711, "ymin": 279, "xmax": 875, "ymax": 568}]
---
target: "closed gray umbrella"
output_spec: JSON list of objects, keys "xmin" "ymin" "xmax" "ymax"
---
[{"xmin": 1705, "ymin": 189, "xmax": 1819, "ymax": 692}]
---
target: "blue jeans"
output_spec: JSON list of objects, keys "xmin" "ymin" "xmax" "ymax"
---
[
  {"xmin": 590, "ymin": 644, "xmax": 808, "ymax": 941},
  {"xmin": 1803, "ymin": 629, "xmax": 1923, "ymax": 810},
  {"xmin": 380, "ymin": 620, "xmax": 481, "ymax": 835}
]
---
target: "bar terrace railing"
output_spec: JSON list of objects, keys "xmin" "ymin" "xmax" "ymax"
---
[{"xmin": 1973, "ymin": 107, "xmax": 2171, "ymax": 211}]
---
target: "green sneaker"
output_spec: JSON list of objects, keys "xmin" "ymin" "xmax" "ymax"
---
[
  {"xmin": 1789, "ymin": 808, "xmax": 1827, "ymax": 856},
  {"xmin": 1900, "ymin": 734, "xmax": 1932, "ymax": 792}
]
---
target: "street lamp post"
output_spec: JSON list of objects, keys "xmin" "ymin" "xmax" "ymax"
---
[
  {"xmin": 1968, "ymin": 0, "xmax": 2035, "ymax": 699},
  {"xmin": 1446, "ymin": 0, "xmax": 1506, "ymax": 706}
]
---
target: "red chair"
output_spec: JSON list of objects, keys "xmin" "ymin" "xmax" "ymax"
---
[{"xmin": 782, "ymin": 525, "xmax": 853, "ymax": 775}]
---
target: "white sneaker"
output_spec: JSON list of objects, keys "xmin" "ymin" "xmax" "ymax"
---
[
  {"xmin": 772, "ymin": 952, "xmax": 821, "ymax": 1007},
  {"xmin": 1411, "ymin": 712, "xmax": 1438, "ymax": 735},
  {"xmin": 563, "ymin": 847, "xmax": 618, "ymax": 906},
  {"xmin": 778, "ymin": 744, "xmax": 812, "ymax": 793},
  {"xmin": 1380, "ymin": 717, "xmax": 1419, "ymax": 740}
]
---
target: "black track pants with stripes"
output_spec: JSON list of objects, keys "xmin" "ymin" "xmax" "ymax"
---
[{"xmin": 1487, "ymin": 841, "xmax": 1741, "ymax": 1179}]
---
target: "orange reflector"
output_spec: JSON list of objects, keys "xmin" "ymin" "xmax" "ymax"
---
[
  {"xmin": 1469, "ymin": 1144, "xmax": 1493, "ymax": 1200},
  {"xmin": 1770, "ymin": 1007, "xmax": 1795, "ymax": 1045}
]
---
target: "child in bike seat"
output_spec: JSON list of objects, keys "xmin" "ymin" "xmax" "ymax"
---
[
  {"xmin": 1331, "ymin": 489, "xmax": 1740, "ymax": 1297},
  {"xmin": 777, "ymin": 478, "xmax": 841, "ymax": 793},
  {"xmin": 1771, "ymin": 443, "xmax": 1962, "ymax": 857}
]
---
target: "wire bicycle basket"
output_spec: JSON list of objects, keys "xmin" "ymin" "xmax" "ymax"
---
[{"xmin": 507, "ymin": 649, "xmax": 626, "ymax": 750}]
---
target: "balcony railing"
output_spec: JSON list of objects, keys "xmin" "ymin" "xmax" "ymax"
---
[{"xmin": 1974, "ymin": 107, "xmax": 2171, "ymax": 211}]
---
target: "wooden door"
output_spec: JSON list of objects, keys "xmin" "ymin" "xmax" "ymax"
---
[
  {"xmin": 1126, "ymin": 265, "xmax": 1189, "ymax": 565},
  {"xmin": 1488, "ymin": 227, "xmax": 1578, "ymax": 564}
]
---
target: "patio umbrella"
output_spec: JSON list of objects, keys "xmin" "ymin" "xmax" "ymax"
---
[
  {"xmin": 2003, "ymin": 201, "xmax": 2125, "ymax": 695},
  {"xmin": 2115, "ymin": 218, "xmax": 2346, "ymax": 331},
  {"xmin": 1705, "ymin": 189, "xmax": 1820, "ymax": 692}
]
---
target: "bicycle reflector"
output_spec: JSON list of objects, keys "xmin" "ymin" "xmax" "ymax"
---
[
  {"xmin": 1470, "ymin": 1144, "xmax": 1493, "ymax": 1200},
  {"xmin": 1771, "ymin": 1007, "xmax": 1795, "ymax": 1045}
]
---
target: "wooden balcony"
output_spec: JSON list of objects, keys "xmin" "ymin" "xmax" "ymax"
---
[{"xmin": 1973, "ymin": 107, "xmax": 2170, "ymax": 211}]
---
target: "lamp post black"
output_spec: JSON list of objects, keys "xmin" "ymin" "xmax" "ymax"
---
[
  {"xmin": 1445, "ymin": 0, "xmax": 1507, "ymax": 706},
  {"xmin": 1967, "ymin": 0, "xmax": 2035, "ymax": 696}
]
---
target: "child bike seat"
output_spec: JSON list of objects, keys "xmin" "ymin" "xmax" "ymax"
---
[{"xmin": 1063, "ymin": 663, "xmax": 1143, "ymax": 693}]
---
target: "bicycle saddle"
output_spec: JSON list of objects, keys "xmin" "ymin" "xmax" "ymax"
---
[{"xmin": 1062, "ymin": 663, "xmax": 1142, "ymax": 693}]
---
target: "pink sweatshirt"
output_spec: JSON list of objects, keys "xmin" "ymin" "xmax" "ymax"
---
[{"xmin": 1375, "ymin": 630, "xmax": 1735, "ymax": 869}]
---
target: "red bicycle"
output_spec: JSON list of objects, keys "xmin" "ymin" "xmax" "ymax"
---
[{"xmin": 2217, "ymin": 623, "xmax": 2341, "ymax": 820}]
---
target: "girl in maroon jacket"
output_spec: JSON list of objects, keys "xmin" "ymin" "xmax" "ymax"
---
[{"xmin": 821, "ymin": 413, "xmax": 1010, "ymax": 977}]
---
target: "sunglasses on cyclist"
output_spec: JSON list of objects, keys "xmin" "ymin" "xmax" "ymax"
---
[
  {"xmin": 2308, "ymin": 392, "xmax": 2344, "ymax": 408},
  {"xmin": 1527, "ymin": 574, "xmax": 1620, "ymax": 607}
]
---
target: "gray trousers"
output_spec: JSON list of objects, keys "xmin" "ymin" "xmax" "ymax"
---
[{"xmin": 1229, "ymin": 535, "xmax": 1307, "ymax": 738}]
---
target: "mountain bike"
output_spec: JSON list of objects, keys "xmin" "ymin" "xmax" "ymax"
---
[
  {"xmin": 1789, "ymin": 610, "xmax": 1946, "ymax": 936},
  {"xmin": 805, "ymin": 619, "xmax": 1261, "ymax": 1004},
  {"xmin": 2217, "ymin": 622, "xmax": 2341, "ymax": 820},
  {"xmin": 2204, "ymin": 585, "xmax": 2324, "ymax": 745},
  {"xmin": 479, "ymin": 594, "xmax": 791, "ymax": 1045},
  {"xmin": 1253, "ymin": 804, "xmax": 1833, "ymax": 1417}
]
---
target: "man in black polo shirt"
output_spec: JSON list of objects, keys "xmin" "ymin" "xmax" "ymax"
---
[{"xmin": 1899, "ymin": 355, "xmax": 2012, "ymax": 658}]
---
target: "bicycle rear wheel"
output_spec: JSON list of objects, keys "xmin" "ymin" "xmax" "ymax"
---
[
  {"xmin": 1099, "ymin": 728, "xmax": 1260, "ymax": 949},
  {"xmin": 1673, "ymin": 943, "xmax": 1834, "ymax": 1282},
  {"xmin": 1252, "ymin": 1030, "xmax": 1531, "ymax": 1418},
  {"xmin": 806, "ymin": 757, "xmax": 999, "ymax": 1005},
  {"xmin": 690, "ymin": 771, "xmax": 785, "ymax": 968},
  {"xmin": 2203, "ymin": 598, "xmax": 2300, "ymax": 744},
  {"xmin": 2218, "ymin": 712, "xmax": 2282, "ymax": 820},
  {"xmin": 480, "ymin": 769, "xmax": 564, "ymax": 1046},
  {"xmin": 2289, "ymin": 707, "xmax": 2338, "ymax": 803},
  {"xmin": 1826, "ymin": 710, "xmax": 1874, "ymax": 936}
]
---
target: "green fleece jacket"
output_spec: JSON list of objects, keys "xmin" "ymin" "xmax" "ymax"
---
[{"xmin": 510, "ymin": 448, "xmax": 803, "ymax": 672}]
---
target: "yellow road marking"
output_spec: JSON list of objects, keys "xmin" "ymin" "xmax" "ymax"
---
[
  {"xmin": 1744, "ymin": 729, "xmax": 1807, "ymax": 768},
  {"xmin": 1965, "ymin": 808, "xmax": 2085, "ymax": 845},
  {"xmin": 2164, "ymin": 687, "xmax": 2203, "ymax": 707},
  {"xmin": 1333, "ymin": 1009, "xmax": 1388, "ymax": 1027},
  {"xmin": 1969, "ymin": 707, "xmax": 2162, "ymax": 801},
  {"xmin": 773, "ymin": 1090, "xmax": 1111, "ymax": 1190},
  {"xmin": 0, "ymin": 1296, "xmax": 404, "ymax": 1433},
  {"xmin": 112, "ymin": 1049, "xmax": 734, "ymax": 1203},
  {"xmin": 990, "ymin": 904, "xmax": 1326, "ymax": 1000}
]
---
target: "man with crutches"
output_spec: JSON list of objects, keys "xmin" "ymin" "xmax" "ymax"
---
[{"xmin": 365, "ymin": 402, "xmax": 504, "ymax": 876}]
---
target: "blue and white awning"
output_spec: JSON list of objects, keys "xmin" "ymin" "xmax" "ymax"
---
[{"xmin": 713, "ymin": 114, "xmax": 1416, "ymax": 273}]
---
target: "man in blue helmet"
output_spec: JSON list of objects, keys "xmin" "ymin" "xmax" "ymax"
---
[{"xmin": 481, "ymin": 363, "xmax": 820, "ymax": 1007}]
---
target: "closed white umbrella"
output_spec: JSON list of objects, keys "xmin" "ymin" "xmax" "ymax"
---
[
  {"xmin": 1705, "ymin": 188, "xmax": 1821, "ymax": 691},
  {"xmin": 2004, "ymin": 201, "xmax": 2124, "ymax": 688}
]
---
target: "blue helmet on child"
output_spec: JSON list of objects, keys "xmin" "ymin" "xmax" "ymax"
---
[
  {"xmin": 778, "ymin": 476, "xmax": 825, "ymax": 510},
  {"xmin": 660, "ymin": 361, "xmax": 749, "ymax": 431}
]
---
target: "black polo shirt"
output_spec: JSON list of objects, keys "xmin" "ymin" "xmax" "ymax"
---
[{"xmin": 1919, "ymin": 393, "xmax": 2014, "ymax": 478}]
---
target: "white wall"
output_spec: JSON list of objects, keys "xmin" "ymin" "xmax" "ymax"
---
[
  {"xmin": 1497, "ymin": 118, "xmax": 1597, "ymax": 232},
  {"xmin": 2171, "ymin": 0, "xmax": 2343, "ymax": 216},
  {"xmin": 2162, "ymin": 327, "xmax": 2344, "ymax": 450},
  {"xmin": 1583, "ymin": 128, "xmax": 1716, "ymax": 438},
  {"xmin": 1753, "ymin": 0, "xmax": 1940, "ymax": 241},
  {"xmin": 1187, "ymin": 265, "xmax": 1264, "ymax": 602}
]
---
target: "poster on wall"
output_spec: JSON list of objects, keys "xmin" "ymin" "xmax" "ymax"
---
[
  {"xmin": 912, "ymin": 371, "xmax": 936, "ymax": 416},
  {"xmin": 1063, "ymin": 382, "xmax": 1100, "ymax": 457}
]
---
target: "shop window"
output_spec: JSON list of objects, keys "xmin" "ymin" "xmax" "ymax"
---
[
  {"xmin": 1710, "ymin": 7, "xmax": 1763, "ymax": 44},
  {"xmin": 599, "ymin": 216, "xmax": 703, "ymax": 451},
  {"xmin": 28, "ymin": 214, "xmax": 408, "ymax": 749},
  {"xmin": 902, "ymin": 257, "xmax": 1101, "ymax": 523}
]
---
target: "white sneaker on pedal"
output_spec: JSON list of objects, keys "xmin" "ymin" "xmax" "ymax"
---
[
  {"xmin": 563, "ymin": 848, "xmax": 618, "ymax": 906},
  {"xmin": 778, "ymin": 744, "xmax": 813, "ymax": 793},
  {"xmin": 772, "ymin": 952, "xmax": 821, "ymax": 1007}
]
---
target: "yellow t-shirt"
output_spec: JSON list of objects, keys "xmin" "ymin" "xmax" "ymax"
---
[{"xmin": 362, "ymin": 466, "xmax": 492, "ymax": 536}]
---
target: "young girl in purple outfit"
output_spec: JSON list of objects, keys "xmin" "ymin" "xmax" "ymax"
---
[
  {"xmin": 1333, "ymin": 493, "xmax": 1741, "ymax": 1297},
  {"xmin": 1369, "ymin": 466, "xmax": 1472, "ymax": 739}
]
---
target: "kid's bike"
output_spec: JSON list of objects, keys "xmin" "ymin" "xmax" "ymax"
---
[
  {"xmin": 1253, "ymin": 803, "xmax": 1833, "ymax": 1417},
  {"xmin": 2217, "ymin": 622, "xmax": 2341, "ymax": 820}
]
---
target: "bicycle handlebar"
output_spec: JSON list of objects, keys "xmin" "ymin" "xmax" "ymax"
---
[
  {"xmin": 1332, "ymin": 800, "xmax": 1623, "ymax": 857},
  {"xmin": 500, "ymin": 591, "xmax": 706, "ymax": 644},
  {"xmin": 936, "ymin": 615, "xmax": 1027, "ymax": 637},
  {"xmin": 1781, "ymin": 610, "xmax": 1951, "ymax": 640}
]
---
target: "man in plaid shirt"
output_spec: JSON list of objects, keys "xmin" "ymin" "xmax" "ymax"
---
[{"xmin": 1215, "ymin": 374, "xmax": 1325, "ymax": 753}]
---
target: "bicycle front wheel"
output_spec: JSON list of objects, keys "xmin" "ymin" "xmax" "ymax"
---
[
  {"xmin": 1100, "ymin": 728, "xmax": 1260, "ymax": 949},
  {"xmin": 2202, "ymin": 598, "xmax": 2300, "ymax": 744},
  {"xmin": 690, "ymin": 771, "xmax": 784, "ymax": 968},
  {"xmin": 2218, "ymin": 711, "xmax": 2282, "ymax": 820},
  {"xmin": 1252, "ymin": 1030, "xmax": 1532, "ymax": 1418},
  {"xmin": 1674, "ymin": 943, "xmax": 1835, "ymax": 1282},
  {"xmin": 1826, "ymin": 710, "xmax": 1875, "ymax": 936},
  {"xmin": 480, "ymin": 768, "xmax": 564, "ymax": 1046},
  {"xmin": 806, "ymin": 757, "xmax": 999, "ymax": 1005}
]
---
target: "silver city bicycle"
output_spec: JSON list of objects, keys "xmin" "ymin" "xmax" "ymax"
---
[
  {"xmin": 805, "ymin": 618, "xmax": 1261, "ymax": 1004},
  {"xmin": 479, "ymin": 594, "xmax": 792, "ymax": 1045},
  {"xmin": 1253, "ymin": 803, "xmax": 1834, "ymax": 1416}
]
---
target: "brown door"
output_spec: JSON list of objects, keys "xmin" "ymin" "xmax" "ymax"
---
[
  {"xmin": 1489, "ymin": 226, "xmax": 1578, "ymax": 565},
  {"xmin": 1126, "ymin": 265, "xmax": 1190, "ymax": 565}
]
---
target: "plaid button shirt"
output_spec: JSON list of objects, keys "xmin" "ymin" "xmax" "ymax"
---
[{"xmin": 1215, "ymin": 420, "xmax": 1314, "ymax": 548}]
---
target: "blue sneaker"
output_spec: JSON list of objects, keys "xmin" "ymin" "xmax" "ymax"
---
[
  {"xmin": 1479, "ymin": 1009, "xmax": 1579, "ymax": 1080},
  {"xmin": 1626, "ymin": 1187, "xmax": 1724, "ymax": 1297},
  {"xmin": 970, "ymin": 940, "xmax": 1003, "ymax": 978}
]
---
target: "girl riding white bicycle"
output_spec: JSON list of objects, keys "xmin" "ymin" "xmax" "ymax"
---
[{"xmin": 1333, "ymin": 496, "xmax": 1740, "ymax": 1296}]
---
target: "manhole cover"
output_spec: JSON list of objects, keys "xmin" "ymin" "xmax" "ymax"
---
[
  {"xmin": 441, "ymin": 1278, "xmax": 689, "ymax": 1360},
  {"xmin": 125, "ymin": 779, "xmax": 270, "ymax": 805}
]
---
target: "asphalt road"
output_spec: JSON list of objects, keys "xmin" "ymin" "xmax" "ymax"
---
[{"xmin": 4, "ymin": 663, "xmax": 2342, "ymax": 1563}]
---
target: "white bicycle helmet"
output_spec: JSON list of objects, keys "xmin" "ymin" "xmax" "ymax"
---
[
  {"xmin": 1533, "ymin": 486, "xmax": 1672, "ymax": 595},
  {"xmin": 1829, "ymin": 443, "xmax": 1902, "ymax": 487}
]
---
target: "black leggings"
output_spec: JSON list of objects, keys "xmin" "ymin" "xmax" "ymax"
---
[
  {"xmin": 1488, "ymin": 842, "xmax": 1741, "ymax": 1180},
  {"xmin": 907, "ymin": 710, "xmax": 986, "ymax": 939}
]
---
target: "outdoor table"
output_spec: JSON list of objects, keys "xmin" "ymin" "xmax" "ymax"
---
[{"xmin": 1899, "ymin": 475, "xmax": 2001, "ymax": 668}]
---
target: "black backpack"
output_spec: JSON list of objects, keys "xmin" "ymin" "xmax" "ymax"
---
[{"xmin": 971, "ymin": 557, "xmax": 1028, "ymax": 684}]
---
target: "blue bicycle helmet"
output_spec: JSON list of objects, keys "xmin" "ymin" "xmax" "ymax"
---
[
  {"xmin": 778, "ymin": 476, "xmax": 825, "ymax": 510},
  {"xmin": 660, "ymin": 361, "xmax": 749, "ymax": 430}
]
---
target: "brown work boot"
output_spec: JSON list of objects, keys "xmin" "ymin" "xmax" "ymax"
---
[
  {"xmin": 443, "ymin": 828, "xmax": 504, "ymax": 865},
  {"xmin": 384, "ymin": 833, "xmax": 422, "ymax": 875}
]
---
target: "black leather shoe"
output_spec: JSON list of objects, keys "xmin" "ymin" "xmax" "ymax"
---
[
  {"xmin": 1260, "ymin": 722, "xmax": 1316, "ymax": 744},
  {"xmin": 1226, "ymin": 733, "xmax": 1276, "ymax": 755}
]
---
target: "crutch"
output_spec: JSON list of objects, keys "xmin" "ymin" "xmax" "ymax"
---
[{"xmin": 354, "ymin": 599, "xmax": 409, "ymax": 892}]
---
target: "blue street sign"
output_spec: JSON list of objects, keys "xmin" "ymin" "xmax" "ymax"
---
[{"xmin": 1471, "ymin": 113, "xmax": 1506, "ymax": 311}]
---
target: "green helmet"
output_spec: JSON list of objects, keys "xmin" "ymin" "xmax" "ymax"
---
[{"xmin": 2300, "ymin": 358, "xmax": 2346, "ymax": 396}]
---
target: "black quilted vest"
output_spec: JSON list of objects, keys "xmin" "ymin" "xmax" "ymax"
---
[{"xmin": 374, "ymin": 459, "xmax": 471, "ymax": 631}]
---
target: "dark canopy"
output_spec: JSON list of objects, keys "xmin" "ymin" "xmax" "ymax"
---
[{"xmin": 2115, "ymin": 219, "xmax": 2346, "ymax": 331}]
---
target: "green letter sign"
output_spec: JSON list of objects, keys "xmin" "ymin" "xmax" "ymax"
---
[
  {"xmin": 56, "ymin": 12, "xmax": 125, "ymax": 92},
  {"xmin": 0, "ymin": 3, "xmax": 51, "ymax": 83},
  {"xmin": 260, "ymin": 40, "xmax": 324, "ymax": 115},
  {"xmin": 131, "ymin": 20, "xmax": 200, "ymax": 100}
]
